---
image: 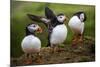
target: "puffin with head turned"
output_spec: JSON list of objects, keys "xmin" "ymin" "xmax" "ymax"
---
[
  {"xmin": 27, "ymin": 7, "xmax": 68, "ymax": 53},
  {"xmin": 21, "ymin": 22, "xmax": 43, "ymax": 64},
  {"xmin": 68, "ymin": 11, "xmax": 86, "ymax": 46}
]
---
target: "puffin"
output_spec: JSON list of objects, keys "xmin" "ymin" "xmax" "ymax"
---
[
  {"xmin": 21, "ymin": 23, "xmax": 42, "ymax": 64},
  {"xmin": 27, "ymin": 7, "xmax": 68, "ymax": 53},
  {"xmin": 68, "ymin": 11, "xmax": 86, "ymax": 46}
]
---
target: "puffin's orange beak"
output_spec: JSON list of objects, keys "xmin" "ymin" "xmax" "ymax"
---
[
  {"xmin": 64, "ymin": 18, "xmax": 67, "ymax": 22},
  {"xmin": 64, "ymin": 16, "xmax": 69, "ymax": 22},
  {"xmin": 36, "ymin": 27, "xmax": 43, "ymax": 33}
]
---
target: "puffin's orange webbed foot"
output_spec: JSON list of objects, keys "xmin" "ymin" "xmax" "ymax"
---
[
  {"xmin": 71, "ymin": 35, "xmax": 79, "ymax": 48},
  {"xmin": 78, "ymin": 35, "xmax": 83, "ymax": 44},
  {"xmin": 24, "ymin": 59, "xmax": 33, "ymax": 65},
  {"xmin": 35, "ymin": 58, "xmax": 43, "ymax": 64}
]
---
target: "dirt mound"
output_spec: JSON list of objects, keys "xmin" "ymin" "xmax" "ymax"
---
[{"xmin": 11, "ymin": 36, "xmax": 95, "ymax": 66}]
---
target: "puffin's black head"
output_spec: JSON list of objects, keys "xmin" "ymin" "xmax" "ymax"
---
[
  {"xmin": 57, "ymin": 13, "xmax": 67, "ymax": 23},
  {"xmin": 74, "ymin": 11, "xmax": 86, "ymax": 22},
  {"xmin": 26, "ymin": 23, "xmax": 42, "ymax": 35}
]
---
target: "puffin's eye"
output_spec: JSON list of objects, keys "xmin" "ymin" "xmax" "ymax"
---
[
  {"xmin": 60, "ymin": 16, "xmax": 62, "ymax": 18},
  {"xmin": 33, "ymin": 25, "xmax": 36, "ymax": 27}
]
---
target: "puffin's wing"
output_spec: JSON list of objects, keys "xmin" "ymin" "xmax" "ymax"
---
[
  {"xmin": 27, "ymin": 14, "xmax": 50, "ymax": 23},
  {"xmin": 45, "ymin": 7, "xmax": 56, "ymax": 20},
  {"xmin": 27, "ymin": 14, "xmax": 49, "ymax": 26}
]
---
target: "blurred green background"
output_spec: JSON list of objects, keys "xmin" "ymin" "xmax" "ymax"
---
[{"xmin": 11, "ymin": 1, "xmax": 95, "ymax": 57}]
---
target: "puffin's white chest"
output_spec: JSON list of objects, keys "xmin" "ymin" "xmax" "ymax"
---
[
  {"xmin": 21, "ymin": 35, "xmax": 41, "ymax": 53},
  {"xmin": 68, "ymin": 16, "xmax": 84, "ymax": 34},
  {"xmin": 50, "ymin": 24, "xmax": 67, "ymax": 45}
]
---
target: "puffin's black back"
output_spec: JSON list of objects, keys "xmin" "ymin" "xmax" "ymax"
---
[{"xmin": 57, "ymin": 13, "xmax": 64, "ymax": 16}]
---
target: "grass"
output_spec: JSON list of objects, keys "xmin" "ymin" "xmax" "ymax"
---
[{"xmin": 11, "ymin": 1, "xmax": 95, "ymax": 57}]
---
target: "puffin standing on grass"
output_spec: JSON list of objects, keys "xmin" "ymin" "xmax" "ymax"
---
[
  {"xmin": 21, "ymin": 23, "xmax": 42, "ymax": 64},
  {"xmin": 68, "ymin": 11, "xmax": 86, "ymax": 46},
  {"xmin": 27, "ymin": 7, "xmax": 68, "ymax": 53}
]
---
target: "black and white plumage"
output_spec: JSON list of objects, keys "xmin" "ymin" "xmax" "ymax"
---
[
  {"xmin": 68, "ymin": 11, "xmax": 86, "ymax": 45},
  {"xmin": 27, "ymin": 14, "xmax": 50, "ymax": 27},
  {"xmin": 27, "ymin": 7, "xmax": 68, "ymax": 52},
  {"xmin": 21, "ymin": 23, "xmax": 42, "ymax": 64}
]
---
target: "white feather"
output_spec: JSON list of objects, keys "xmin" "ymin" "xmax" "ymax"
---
[
  {"xmin": 41, "ymin": 18, "xmax": 50, "ymax": 23},
  {"xmin": 68, "ymin": 16, "xmax": 84, "ymax": 34},
  {"xmin": 21, "ymin": 35, "xmax": 41, "ymax": 53},
  {"xmin": 50, "ymin": 24, "xmax": 67, "ymax": 46}
]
